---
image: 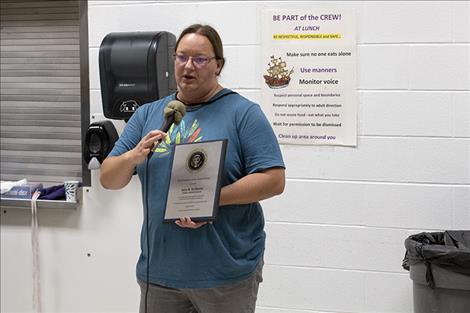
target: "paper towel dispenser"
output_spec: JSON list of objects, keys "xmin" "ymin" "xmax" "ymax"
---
[{"xmin": 99, "ymin": 31, "xmax": 176, "ymax": 120}]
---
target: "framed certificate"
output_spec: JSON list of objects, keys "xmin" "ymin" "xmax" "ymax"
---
[{"xmin": 163, "ymin": 139, "xmax": 227, "ymax": 223}]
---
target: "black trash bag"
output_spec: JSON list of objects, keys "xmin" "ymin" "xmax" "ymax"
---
[{"xmin": 402, "ymin": 231, "xmax": 470, "ymax": 288}]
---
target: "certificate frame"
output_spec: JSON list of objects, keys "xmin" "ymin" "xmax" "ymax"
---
[{"xmin": 163, "ymin": 139, "xmax": 227, "ymax": 223}]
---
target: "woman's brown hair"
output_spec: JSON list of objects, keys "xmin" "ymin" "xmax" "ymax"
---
[{"xmin": 175, "ymin": 24, "xmax": 225, "ymax": 75}]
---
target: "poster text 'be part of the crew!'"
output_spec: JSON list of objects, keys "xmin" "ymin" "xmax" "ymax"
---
[{"xmin": 262, "ymin": 8, "xmax": 357, "ymax": 146}]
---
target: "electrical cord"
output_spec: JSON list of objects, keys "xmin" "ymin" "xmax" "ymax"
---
[{"xmin": 144, "ymin": 157, "xmax": 151, "ymax": 313}]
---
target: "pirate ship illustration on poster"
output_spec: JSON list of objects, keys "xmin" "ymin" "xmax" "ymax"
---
[{"xmin": 263, "ymin": 55, "xmax": 294, "ymax": 89}]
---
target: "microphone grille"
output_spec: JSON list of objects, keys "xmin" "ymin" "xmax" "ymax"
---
[{"xmin": 164, "ymin": 100, "xmax": 186, "ymax": 124}]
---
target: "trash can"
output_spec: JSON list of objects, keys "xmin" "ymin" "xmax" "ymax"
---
[{"xmin": 402, "ymin": 231, "xmax": 470, "ymax": 313}]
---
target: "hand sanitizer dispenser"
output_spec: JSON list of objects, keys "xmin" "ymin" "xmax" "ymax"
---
[{"xmin": 83, "ymin": 121, "xmax": 118, "ymax": 169}]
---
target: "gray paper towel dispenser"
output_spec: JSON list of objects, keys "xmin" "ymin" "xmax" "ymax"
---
[{"xmin": 99, "ymin": 31, "xmax": 176, "ymax": 120}]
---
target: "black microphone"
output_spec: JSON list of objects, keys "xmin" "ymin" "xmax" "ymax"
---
[
  {"xmin": 147, "ymin": 100, "xmax": 186, "ymax": 158},
  {"xmin": 143, "ymin": 100, "xmax": 185, "ymax": 313}
]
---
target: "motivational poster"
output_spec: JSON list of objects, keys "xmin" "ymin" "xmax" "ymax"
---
[{"xmin": 262, "ymin": 8, "xmax": 357, "ymax": 146}]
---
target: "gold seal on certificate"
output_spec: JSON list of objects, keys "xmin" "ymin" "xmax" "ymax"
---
[{"xmin": 163, "ymin": 140, "xmax": 227, "ymax": 223}]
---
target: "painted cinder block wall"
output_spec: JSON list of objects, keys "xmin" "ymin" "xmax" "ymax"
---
[{"xmin": 1, "ymin": 1, "xmax": 469, "ymax": 312}]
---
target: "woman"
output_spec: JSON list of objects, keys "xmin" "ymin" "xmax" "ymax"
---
[{"xmin": 100, "ymin": 24, "xmax": 285, "ymax": 313}]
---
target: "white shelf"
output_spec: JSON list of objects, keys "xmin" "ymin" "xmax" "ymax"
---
[{"xmin": 0, "ymin": 198, "xmax": 80, "ymax": 210}]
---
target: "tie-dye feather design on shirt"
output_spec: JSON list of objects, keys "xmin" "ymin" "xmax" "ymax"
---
[{"xmin": 153, "ymin": 119, "xmax": 203, "ymax": 157}]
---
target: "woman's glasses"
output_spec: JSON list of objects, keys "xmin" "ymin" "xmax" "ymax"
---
[{"xmin": 173, "ymin": 54, "xmax": 217, "ymax": 68}]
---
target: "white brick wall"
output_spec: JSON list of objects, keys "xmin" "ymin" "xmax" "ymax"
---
[{"xmin": 1, "ymin": 1, "xmax": 469, "ymax": 312}]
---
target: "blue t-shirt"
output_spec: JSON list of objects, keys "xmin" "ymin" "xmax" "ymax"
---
[{"xmin": 108, "ymin": 89, "xmax": 285, "ymax": 288}]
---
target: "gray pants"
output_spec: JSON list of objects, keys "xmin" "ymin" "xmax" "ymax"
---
[{"xmin": 138, "ymin": 261, "xmax": 263, "ymax": 313}]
